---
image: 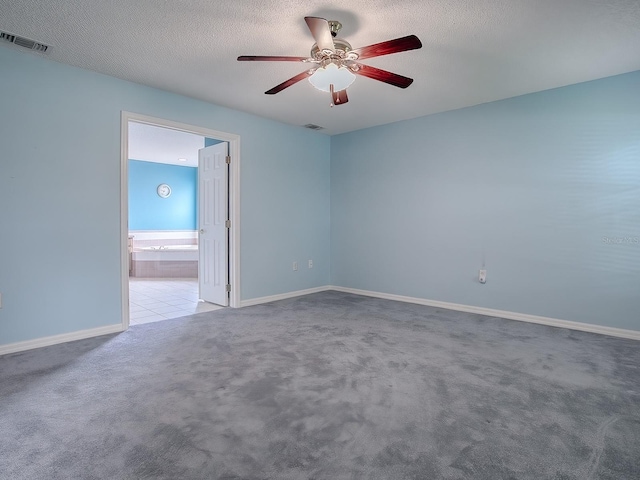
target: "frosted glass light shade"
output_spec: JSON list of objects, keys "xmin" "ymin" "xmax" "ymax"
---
[{"xmin": 309, "ymin": 63, "xmax": 356, "ymax": 92}]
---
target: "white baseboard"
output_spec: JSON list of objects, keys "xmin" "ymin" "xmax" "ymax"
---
[
  {"xmin": 0, "ymin": 323, "xmax": 125, "ymax": 356},
  {"xmin": 330, "ymin": 286, "xmax": 640, "ymax": 341},
  {"xmin": 240, "ymin": 286, "xmax": 332, "ymax": 307},
  {"xmin": 3, "ymin": 285, "xmax": 637, "ymax": 356}
]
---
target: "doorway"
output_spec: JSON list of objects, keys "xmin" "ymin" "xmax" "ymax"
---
[{"xmin": 120, "ymin": 112, "xmax": 241, "ymax": 330}]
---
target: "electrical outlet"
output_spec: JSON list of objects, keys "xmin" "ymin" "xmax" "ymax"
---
[
  {"xmin": 293, "ymin": 261, "xmax": 298, "ymax": 271},
  {"xmin": 308, "ymin": 259, "xmax": 313, "ymax": 269},
  {"xmin": 479, "ymin": 269, "xmax": 487, "ymax": 284}
]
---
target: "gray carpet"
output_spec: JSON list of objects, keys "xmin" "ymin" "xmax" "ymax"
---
[{"xmin": 1, "ymin": 291, "xmax": 639, "ymax": 479}]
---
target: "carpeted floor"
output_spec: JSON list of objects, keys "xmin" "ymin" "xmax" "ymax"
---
[{"xmin": 1, "ymin": 291, "xmax": 639, "ymax": 479}]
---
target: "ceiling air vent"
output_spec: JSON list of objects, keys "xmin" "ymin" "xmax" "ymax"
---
[
  {"xmin": 303, "ymin": 124, "xmax": 324, "ymax": 130},
  {"xmin": 0, "ymin": 31, "xmax": 49, "ymax": 53}
]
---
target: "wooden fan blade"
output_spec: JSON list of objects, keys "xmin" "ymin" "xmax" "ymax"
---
[
  {"xmin": 304, "ymin": 16, "xmax": 335, "ymax": 52},
  {"xmin": 351, "ymin": 35, "xmax": 422, "ymax": 60},
  {"xmin": 237, "ymin": 56, "xmax": 310, "ymax": 62},
  {"xmin": 353, "ymin": 63, "xmax": 414, "ymax": 88},
  {"xmin": 331, "ymin": 87, "xmax": 349, "ymax": 106},
  {"xmin": 265, "ymin": 69, "xmax": 316, "ymax": 95}
]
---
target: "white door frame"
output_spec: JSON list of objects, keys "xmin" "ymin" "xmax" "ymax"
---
[{"xmin": 120, "ymin": 111, "xmax": 241, "ymax": 330}]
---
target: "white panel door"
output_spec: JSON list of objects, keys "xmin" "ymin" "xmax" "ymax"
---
[{"xmin": 198, "ymin": 142, "xmax": 229, "ymax": 306}]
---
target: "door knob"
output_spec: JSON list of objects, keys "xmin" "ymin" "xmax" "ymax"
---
[{"xmin": 200, "ymin": 229, "xmax": 205, "ymax": 234}]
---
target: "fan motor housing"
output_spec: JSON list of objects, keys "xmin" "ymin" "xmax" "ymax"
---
[{"xmin": 310, "ymin": 38, "xmax": 354, "ymax": 59}]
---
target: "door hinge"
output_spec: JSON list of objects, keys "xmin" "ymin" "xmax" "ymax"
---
[
  {"xmin": 225, "ymin": 156, "xmax": 231, "ymax": 165},
  {"xmin": 225, "ymin": 220, "xmax": 231, "ymax": 228},
  {"xmin": 226, "ymin": 284, "xmax": 231, "ymax": 292}
]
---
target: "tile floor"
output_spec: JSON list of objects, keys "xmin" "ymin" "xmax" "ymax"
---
[{"xmin": 129, "ymin": 278, "xmax": 223, "ymax": 325}]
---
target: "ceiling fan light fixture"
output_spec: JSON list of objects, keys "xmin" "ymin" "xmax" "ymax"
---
[
  {"xmin": 238, "ymin": 16, "xmax": 422, "ymax": 106},
  {"xmin": 308, "ymin": 63, "xmax": 355, "ymax": 93}
]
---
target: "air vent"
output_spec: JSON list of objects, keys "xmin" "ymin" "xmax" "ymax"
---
[
  {"xmin": 0, "ymin": 31, "xmax": 49, "ymax": 53},
  {"xmin": 303, "ymin": 124, "xmax": 324, "ymax": 130}
]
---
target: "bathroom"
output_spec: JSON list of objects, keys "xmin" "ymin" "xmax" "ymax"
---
[
  {"xmin": 128, "ymin": 157, "xmax": 199, "ymax": 279},
  {"xmin": 127, "ymin": 121, "xmax": 224, "ymax": 323}
]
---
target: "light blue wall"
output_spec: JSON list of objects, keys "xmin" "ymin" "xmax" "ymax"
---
[
  {"xmin": 0, "ymin": 46, "xmax": 330, "ymax": 345},
  {"xmin": 128, "ymin": 160, "xmax": 197, "ymax": 230},
  {"xmin": 331, "ymin": 71, "xmax": 640, "ymax": 331},
  {"xmin": 1, "ymin": 43, "xmax": 638, "ymax": 348}
]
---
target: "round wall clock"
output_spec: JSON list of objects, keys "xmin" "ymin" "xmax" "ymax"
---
[{"xmin": 157, "ymin": 183, "xmax": 172, "ymax": 198}]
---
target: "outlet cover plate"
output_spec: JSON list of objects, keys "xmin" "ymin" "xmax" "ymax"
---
[{"xmin": 479, "ymin": 269, "xmax": 487, "ymax": 284}]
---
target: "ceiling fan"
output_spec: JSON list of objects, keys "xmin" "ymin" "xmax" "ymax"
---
[{"xmin": 238, "ymin": 17, "xmax": 422, "ymax": 106}]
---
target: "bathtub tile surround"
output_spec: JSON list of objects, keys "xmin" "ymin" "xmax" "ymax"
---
[
  {"xmin": 131, "ymin": 259, "xmax": 197, "ymax": 278},
  {"xmin": 129, "ymin": 278, "xmax": 221, "ymax": 325},
  {"xmin": 129, "ymin": 230, "xmax": 198, "ymax": 278}
]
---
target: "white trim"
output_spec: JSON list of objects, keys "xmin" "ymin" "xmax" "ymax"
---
[
  {"xmin": 128, "ymin": 230, "xmax": 198, "ymax": 241},
  {"xmin": 228, "ymin": 136, "xmax": 241, "ymax": 308},
  {"xmin": 3, "ymin": 285, "xmax": 637, "ymax": 356},
  {"xmin": 120, "ymin": 112, "xmax": 242, "ymax": 330},
  {"xmin": 120, "ymin": 114, "xmax": 130, "ymax": 329},
  {"xmin": 330, "ymin": 286, "xmax": 640, "ymax": 341},
  {"xmin": 240, "ymin": 286, "xmax": 332, "ymax": 307},
  {"xmin": 0, "ymin": 324, "xmax": 124, "ymax": 357}
]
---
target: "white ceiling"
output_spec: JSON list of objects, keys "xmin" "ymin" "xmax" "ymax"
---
[
  {"xmin": 128, "ymin": 122, "xmax": 205, "ymax": 167},
  {"xmin": 2, "ymin": 0, "xmax": 640, "ymax": 135}
]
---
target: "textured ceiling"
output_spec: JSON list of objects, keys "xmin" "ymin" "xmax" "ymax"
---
[{"xmin": 2, "ymin": 0, "xmax": 640, "ymax": 135}]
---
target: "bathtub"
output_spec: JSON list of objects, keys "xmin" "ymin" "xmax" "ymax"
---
[{"xmin": 131, "ymin": 245, "xmax": 198, "ymax": 278}]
